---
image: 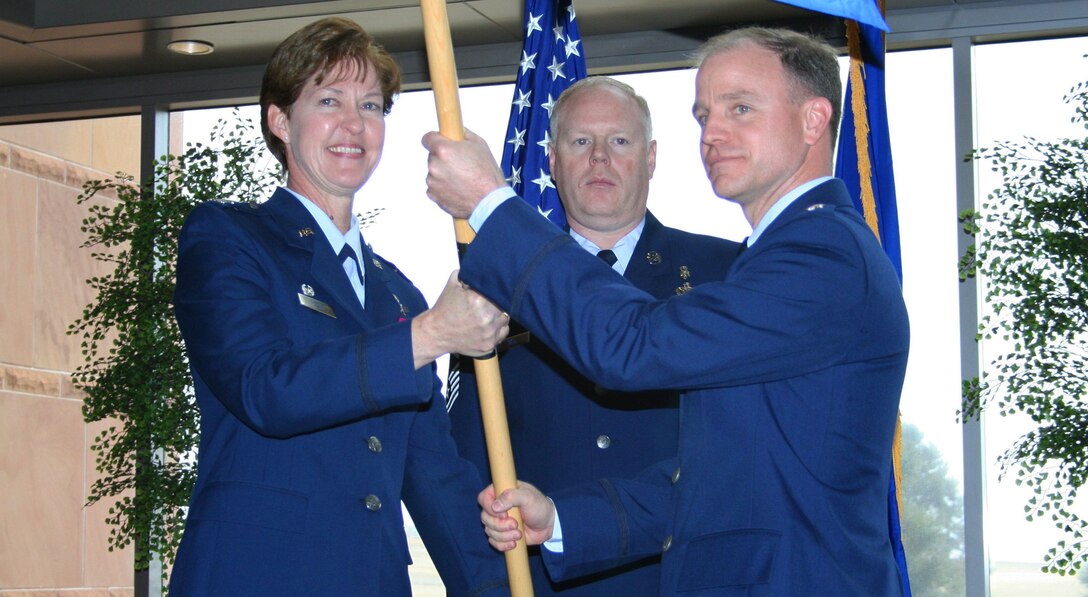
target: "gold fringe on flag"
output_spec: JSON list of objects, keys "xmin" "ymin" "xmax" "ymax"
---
[{"xmin": 845, "ymin": 8, "xmax": 904, "ymax": 519}]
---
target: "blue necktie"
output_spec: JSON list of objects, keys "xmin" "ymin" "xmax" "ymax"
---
[
  {"xmin": 338, "ymin": 244, "xmax": 365, "ymax": 307},
  {"xmin": 339, "ymin": 244, "xmax": 363, "ymax": 280}
]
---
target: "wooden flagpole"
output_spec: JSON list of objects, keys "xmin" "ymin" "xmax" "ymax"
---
[{"xmin": 418, "ymin": 1, "xmax": 534, "ymax": 595}]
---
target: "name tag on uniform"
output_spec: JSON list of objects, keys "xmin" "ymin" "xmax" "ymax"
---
[{"xmin": 298, "ymin": 293, "xmax": 336, "ymax": 318}]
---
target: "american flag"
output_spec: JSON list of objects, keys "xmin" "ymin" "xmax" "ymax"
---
[
  {"xmin": 500, "ymin": 0, "xmax": 587, "ymax": 229},
  {"xmin": 447, "ymin": 0, "xmax": 585, "ymax": 412}
]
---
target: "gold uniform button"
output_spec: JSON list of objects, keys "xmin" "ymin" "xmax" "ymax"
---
[
  {"xmin": 596, "ymin": 435, "xmax": 611, "ymax": 449},
  {"xmin": 662, "ymin": 535, "xmax": 673, "ymax": 552},
  {"xmin": 671, "ymin": 467, "xmax": 681, "ymax": 484},
  {"xmin": 363, "ymin": 495, "xmax": 382, "ymax": 511},
  {"xmin": 367, "ymin": 436, "xmax": 383, "ymax": 453}
]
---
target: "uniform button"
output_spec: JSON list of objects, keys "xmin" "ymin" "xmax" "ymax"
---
[
  {"xmin": 662, "ymin": 535, "xmax": 673, "ymax": 552},
  {"xmin": 671, "ymin": 467, "xmax": 681, "ymax": 484},
  {"xmin": 596, "ymin": 435, "xmax": 611, "ymax": 449},
  {"xmin": 363, "ymin": 495, "xmax": 382, "ymax": 511},
  {"xmin": 367, "ymin": 436, "xmax": 383, "ymax": 453}
]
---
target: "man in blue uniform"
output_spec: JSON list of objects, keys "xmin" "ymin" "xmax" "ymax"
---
[
  {"xmin": 446, "ymin": 77, "xmax": 739, "ymax": 596},
  {"xmin": 424, "ymin": 27, "xmax": 909, "ymax": 596}
]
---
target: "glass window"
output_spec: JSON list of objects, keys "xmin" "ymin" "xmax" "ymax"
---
[
  {"xmin": 974, "ymin": 35, "xmax": 1088, "ymax": 597},
  {"xmin": 886, "ymin": 47, "xmax": 968, "ymax": 597}
]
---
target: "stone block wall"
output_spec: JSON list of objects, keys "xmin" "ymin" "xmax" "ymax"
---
[{"xmin": 0, "ymin": 117, "xmax": 140, "ymax": 597}]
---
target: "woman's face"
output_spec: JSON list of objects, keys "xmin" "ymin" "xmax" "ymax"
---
[{"xmin": 268, "ymin": 61, "xmax": 386, "ymax": 203}]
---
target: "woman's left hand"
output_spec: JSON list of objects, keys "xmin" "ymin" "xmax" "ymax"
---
[{"xmin": 410, "ymin": 271, "xmax": 510, "ymax": 368}]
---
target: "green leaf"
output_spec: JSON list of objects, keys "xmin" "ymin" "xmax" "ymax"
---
[{"xmin": 70, "ymin": 110, "xmax": 274, "ymax": 578}]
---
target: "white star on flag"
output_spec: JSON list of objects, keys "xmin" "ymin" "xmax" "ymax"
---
[
  {"xmin": 526, "ymin": 12, "xmax": 543, "ymax": 36},
  {"xmin": 507, "ymin": 165, "xmax": 522, "ymax": 186},
  {"xmin": 520, "ymin": 51, "xmax": 537, "ymax": 75},
  {"xmin": 547, "ymin": 56, "xmax": 567, "ymax": 81},
  {"xmin": 536, "ymin": 131, "xmax": 551, "ymax": 156},
  {"xmin": 512, "ymin": 89, "xmax": 532, "ymax": 113},
  {"xmin": 564, "ymin": 37, "xmax": 580, "ymax": 58},
  {"xmin": 532, "ymin": 169, "xmax": 555, "ymax": 192},
  {"xmin": 542, "ymin": 93, "xmax": 558, "ymax": 117},
  {"xmin": 507, "ymin": 128, "xmax": 527, "ymax": 152}
]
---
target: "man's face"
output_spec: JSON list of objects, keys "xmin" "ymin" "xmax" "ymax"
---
[
  {"xmin": 549, "ymin": 86, "xmax": 656, "ymax": 237},
  {"xmin": 693, "ymin": 44, "xmax": 815, "ymax": 214}
]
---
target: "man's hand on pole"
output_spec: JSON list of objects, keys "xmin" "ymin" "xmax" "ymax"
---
[
  {"xmin": 423, "ymin": 129, "xmax": 507, "ymax": 220},
  {"xmin": 478, "ymin": 481, "xmax": 556, "ymax": 552}
]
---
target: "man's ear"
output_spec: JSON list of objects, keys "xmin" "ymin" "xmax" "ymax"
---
[
  {"xmin": 647, "ymin": 139, "xmax": 658, "ymax": 179},
  {"xmin": 267, "ymin": 104, "xmax": 290, "ymax": 144},
  {"xmin": 802, "ymin": 97, "xmax": 833, "ymax": 147}
]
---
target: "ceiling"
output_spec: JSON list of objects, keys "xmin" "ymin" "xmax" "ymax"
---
[
  {"xmin": 1, "ymin": 0, "xmax": 1086, "ymax": 123},
  {"xmin": 0, "ymin": 0, "xmax": 851, "ymax": 87}
]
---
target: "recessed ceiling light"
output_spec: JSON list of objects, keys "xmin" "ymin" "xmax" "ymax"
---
[{"xmin": 167, "ymin": 40, "xmax": 215, "ymax": 56}]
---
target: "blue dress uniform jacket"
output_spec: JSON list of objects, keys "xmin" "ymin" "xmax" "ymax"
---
[
  {"xmin": 448, "ymin": 212, "xmax": 738, "ymax": 596},
  {"xmin": 169, "ymin": 189, "xmax": 508, "ymax": 597},
  {"xmin": 457, "ymin": 179, "xmax": 909, "ymax": 596}
]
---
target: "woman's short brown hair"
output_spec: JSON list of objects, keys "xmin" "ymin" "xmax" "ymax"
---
[{"xmin": 260, "ymin": 17, "xmax": 402, "ymax": 168}]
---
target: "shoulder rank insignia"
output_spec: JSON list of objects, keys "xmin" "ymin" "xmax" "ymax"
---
[
  {"xmin": 676, "ymin": 265, "xmax": 693, "ymax": 294},
  {"xmin": 806, "ymin": 203, "xmax": 827, "ymax": 211}
]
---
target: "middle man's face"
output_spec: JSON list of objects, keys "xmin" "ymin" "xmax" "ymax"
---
[{"xmin": 550, "ymin": 86, "xmax": 657, "ymax": 237}]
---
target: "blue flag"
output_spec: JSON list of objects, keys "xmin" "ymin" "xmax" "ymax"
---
[
  {"xmin": 772, "ymin": 0, "xmax": 889, "ymax": 31},
  {"xmin": 499, "ymin": 0, "xmax": 588, "ymax": 228},
  {"xmin": 835, "ymin": 21, "xmax": 901, "ymax": 279},
  {"xmin": 834, "ymin": 18, "xmax": 912, "ymax": 597}
]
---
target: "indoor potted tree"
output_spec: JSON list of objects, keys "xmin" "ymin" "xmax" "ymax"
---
[
  {"xmin": 69, "ymin": 113, "xmax": 278, "ymax": 581},
  {"xmin": 960, "ymin": 71, "xmax": 1088, "ymax": 576}
]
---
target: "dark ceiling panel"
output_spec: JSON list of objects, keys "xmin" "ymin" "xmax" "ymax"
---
[
  {"xmin": 1, "ymin": 0, "xmax": 1086, "ymax": 123},
  {"xmin": 0, "ymin": 0, "xmax": 816, "ymax": 88},
  {"xmin": 24, "ymin": 0, "xmax": 377, "ymax": 29},
  {"xmin": 0, "ymin": 36, "xmax": 97, "ymax": 84}
]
